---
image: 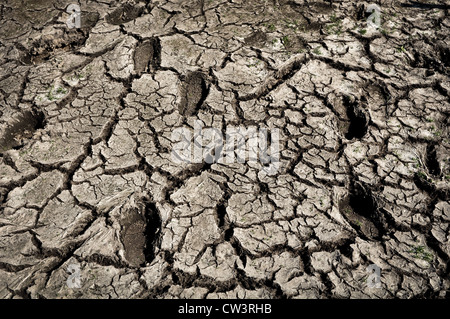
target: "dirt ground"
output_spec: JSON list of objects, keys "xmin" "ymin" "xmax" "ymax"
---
[{"xmin": 0, "ymin": 0, "xmax": 449, "ymax": 299}]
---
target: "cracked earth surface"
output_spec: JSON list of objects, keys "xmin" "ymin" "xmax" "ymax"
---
[{"xmin": 0, "ymin": 0, "xmax": 449, "ymax": 299}]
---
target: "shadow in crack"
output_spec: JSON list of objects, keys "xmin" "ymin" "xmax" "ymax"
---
[
  {"xmin": 426, "ymin": 144, "xmax": 441, "ymax": 176},
  {"xmin": 343, "ymin": 96, "xmax": 368, "ymax": 140},
  {"xmin": 400, "ymin": 1, "xmax": 448, "ymax": 10},
  {"xmin": 290, "ymin": 1, "xmax": 334, "ymax": 15},
  {"xmin": 143, "ymin": 200, "xmax": 162, "ymax": 264}
]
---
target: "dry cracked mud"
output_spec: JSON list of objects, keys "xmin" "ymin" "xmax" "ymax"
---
[{"xmin": 0, "ymin": 0, "xmax": 449, "ymax": 299}]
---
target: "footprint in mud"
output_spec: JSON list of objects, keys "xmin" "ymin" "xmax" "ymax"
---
[
  {"xmin": 339, "ymin": 185, "xmax": 384, "ymax": 240},
  {"xmin": 134, "ymin": 38, "xmax": 161, "ymax": 75},
  {"xmin": 81, "ymin": 11, "xmax": 100, "ymax": 29},
  {"xmin": 106, "ymin": 4, "xmax": 144, "ymax": 25},
  {"xmin": 121, "ymin": 208, "xmax": 147, "ymax": 267},
  {"xmin": 244, "ymin": 31, "xmax": 267, "ymax": 46},
  {"xmin": 0, "ymin": 109, "xmax": 45, "ymax": 153},
  {"xmin": 120, "ymin": 200, "xmax": 161, "ymax": 267},
  {"xmin": 178, "ymin": 71, "xmax": 209, "ymax": 117}
]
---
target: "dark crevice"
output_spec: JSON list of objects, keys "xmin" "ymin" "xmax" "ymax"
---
[
  {"xmin": 0, "ymin": 262, "xmax": 34, "ymax": 273},
  {"xmin": 299, "ymin": 249, "xmax": 313, "ymax": 275},
  {"xmin": 400, "ymin": 2, "xmax": 449, "ymax": 10},
  {"xmin": 143, "ymin": 200, "xmax": 162, "ymax": 264},
  {"xmin": 224, "ymin": 227, "xmax": 234, "ymax": 242},
  {"xmin": 84, "ymin": 253, "xmax": 125, "ymax": 268},
  {"xmin": 343, "ymin": 95, "xmax": 368, "ymax": 140},
  {"xmin": 319, "ymin": 273, "xmax": 333, "ymax": 298},
  {"xmin": 217, "ymin": 203, "xmax": 227, "ymax": 229},
  {"xmin": 216, "ymin": 184, "xmax": 233, "ymax": 241},
  {"xmin": 339, "ymin": 240, "xmax": 354, "ymax": 260},
  {"xmin": 426, "ymin": 144, "xmax": 441, "ymax": 176},
  {"xmin": 235, "ymin": 268, "xmax": 259, "ymax": 290},
  {"xmin": 425, "ymin": 233, "xmax": 449, "ymax": 273},
  {"xmin": 7, "ymin": 286, "xmax": 31, "ymax": 299},
  {"xmin": 229, "ymin": 236, "xmax": 248, "ymax": 268},
  {"xmin": 170, "ymin": 268, "xmax": 237, "ymax": 294}
]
